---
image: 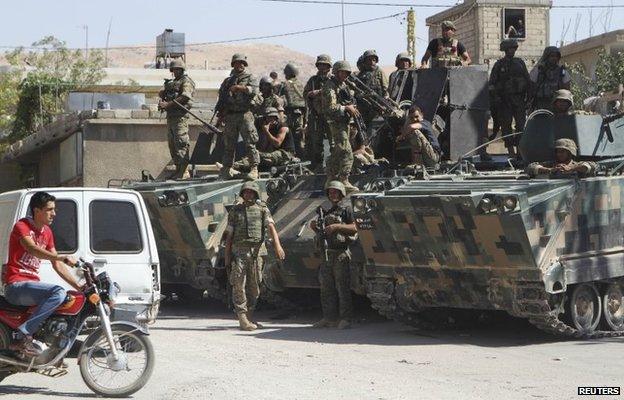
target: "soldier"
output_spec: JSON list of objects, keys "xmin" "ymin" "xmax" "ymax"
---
[
  {"xmin": 254, "ymin": 76, "xmax": 285, "ymax": 123},
  {"xmin": 269, "ymin": 71, "xmax": 281, "ymax": 92},
  {"xmin": 489, "ymin": 39, "xmax": 530, "ymax": 156},
  {"xmin": 551, "ymin": 89, "xmax": 574, "ymax": 115},
  {"xmin": 310, "ymin": 181, "xmax": 357, "ymax": 329},
  {"xmin": 224, "ymin": 181, "xmax": 286, "ymax": 331},
  {"xmin": 395, "ymin": 105, "xmax": 441, "ymax": 168},
  {"xmin": 278, "ymin": 63, "xmax": 307, "ymax": 159},
  {"xmin": 356, "ymin": 49, "xmax": 388, "ymax": 130},
  {"xmin": 526, "ymin": 138, "xmax": 596, "ymax": 178},
  {"xmin": 320, "ymin": 61, "xmax": 360, "ymax": 193},
  {"xmin": 158, "ymin": 59, "xmax": 195, "ymax": 179},
  {"xmin": 233, "ymin": 107, "xmax": 295, "ymax": 171},
  {"xmin": 421, "ymin": 20, "xmax": 471, "ymax": 68},
  {"xmin": 529, "ymin": 46, "xmax": 571, "ymax": 111},
  {"xmin": 215, "ymin": 53, "xmax": 260, "ymax": 180},
  {"xmin": 388, "ymin": 52, "xmax": 414, "ymax": 103},
  {"xmin": 304, "ymin": 54, "xmax": 333, "ymax": 172}
]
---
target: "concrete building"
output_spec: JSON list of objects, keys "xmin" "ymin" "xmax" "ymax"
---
[
  {"xmin": 426, "ymin": 0, "xmax": 551, "ymax": 67},
  {"xmin": 561, "ymin": 30, "xmax": 624, "ymax": 78}
]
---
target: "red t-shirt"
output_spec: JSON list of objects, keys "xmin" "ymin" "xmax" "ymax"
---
[{"xmin": 3, "ymin": 218, "xmax": 55, "ymax": 285}]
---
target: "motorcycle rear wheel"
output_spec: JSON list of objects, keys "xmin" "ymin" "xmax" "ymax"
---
[{"xmin": 78, "ymin": 325, "xmax": 154, "ymax": 397}]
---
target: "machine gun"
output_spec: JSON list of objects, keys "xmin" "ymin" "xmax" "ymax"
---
[
  {"xmin": 337, "ymin": 83, "xmax": 368, "ymax": 144},
  {"xmin": 346, "ymin": 74, "xmax": 404, "ymax": 120},
  {"xmin": 214, "ymin": 75, "xmax": 238, "ymax": 115},
  {"xmin": 315, "ymin": 206, "xmax": 329, "ymax": 263}
]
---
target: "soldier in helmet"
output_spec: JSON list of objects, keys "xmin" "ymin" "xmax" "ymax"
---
[
  {"xmin": 304, "ymin": 54, "xmax": 333, "ymax": 172},
  {"xmin": 388, "ymin": 52, "xmax": 414, "ymax": 103},
  {"xmin": 310, "ymin": 180, "xmax": 357, "ymax": 329},
  {"xmin": 421, "ymin": 20, "xmax": 471, "ymax": 68},
  {"xmin": 278, "ymin": 63, "xmax": 307, "ymax": 159},
  {"xmin": 551, "ymin": 89, "xmax": 575, "ymax": 115},
  {"xmin": 529, "ymin": 46, "xmax": 571, "ymax": 111},
  {"xmin": 224, "ymin": 181, "xmax": 286, "ymax": 331},
  {"xmin": 320, "ymin": 61, "xmax": 360, "ymax": 193},
  {"xmin": 233, "ymin": 107, "xmax": 295, "ymax": 171},
  {"xmin": 158, "ymin": 58, "xmax": 196, "ymax": 179},
  {"xmin": 356, "ymin": 49, "xmax": 388, "ymax": 131},
  {"xmin": 253, "ymin": 76, "xmax": 285, "ymax": 123},
  {"xmin": 489, "ymin": 39, "xmax": 530, "ymax": 157},
  {"xmin": 526, "ymin": 138, "xmax": 597, "ymax": 178},
  {"xmin": 215, "ymin": 53, "xmax": 260, "ymax": 180}
]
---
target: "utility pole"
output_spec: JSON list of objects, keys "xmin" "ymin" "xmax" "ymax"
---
[
  {"xmin": 105, "ymin": 18, "xmax": 113, "ymax": 67},
  {"xmin": 340, "ymin": 0, "xmax": 346, "ymax": 60},
  {"xmin": 82, "ymin": 25, "xmax": 89, "ymax": 61},
  {"xmin": 407, "ymin": 8, "xmax": 416, "ymax": 65}
]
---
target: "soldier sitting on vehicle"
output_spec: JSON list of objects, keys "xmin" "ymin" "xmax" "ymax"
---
[
  {"xmin": 233, "ymin": 107, "xmax": 296, "ymax": 172},
  {"xmin": 349, "ymin": 121, "xmax": 385, "ymax": 171},
  {"xmin": 551, "ymin": 89, "xmax": 575, "ymax": 115},
  {"xmin": 526, "ymin": 138, "xmax": 597, "ymax": 178},
  {"xmin": 395, "ymin": 105, "xmax": 442, "ymax": 168},
  {"xmin": 253, "ymin": 76, "xmax": 285, "ymax": 124}
]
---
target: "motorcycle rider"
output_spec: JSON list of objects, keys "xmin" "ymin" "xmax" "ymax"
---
[{"xmin": 3, "ymin": 192, "xmax": 81, "ymax": 356}]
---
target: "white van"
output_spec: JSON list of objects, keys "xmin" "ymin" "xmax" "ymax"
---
[{"xmin": 0, "ymin": 188, "xmax": 160, "ymax": 323}]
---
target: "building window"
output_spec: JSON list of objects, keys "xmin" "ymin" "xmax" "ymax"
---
[
  {"xmin": 503, "ymin": 9, "xmax": 526, "ymax": 39},
  {"xmin": 90, "ymin": 200, "xmax": 142, "ymax": 253}
]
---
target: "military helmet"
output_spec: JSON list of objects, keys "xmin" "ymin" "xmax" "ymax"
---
[
  {"xmin": 240, "ymin": 181, "xmax": 260, "ymax": 197},
  {"xmin": 500, "ymin": 39, "xmax": 519, "ymax": 51},
  {"xmin": 441, "ymin": 20, "xmax": 456, "ymax": 31},
  {"xmin": 362, "ymin": 49, "xmax": 379, "ymax": 62},
  {"xmin": 554, "ymin": 138, "xmax": 577, "ymax": 156},
  {"xmin": 395, "ymin": 52, "xmax": 412, "ymax": 67},
  {"xmin": 553, "ymin": 89, "xmax": 574, "ymax": 105},
  {"xmin": 541, "ymin": 46, "xmax": 561, "ymax": 60},
  {"xmin": 169, "ymin": 59, "xmax": 186, "ymax": 71},
  {"xmin": 332, "ymin": 60, "xmax": 352, "ymax": 75},
  {"xmin": 263, "ymin": 107, "xmax": 280, "ymax": 118},
  {"xmin": 231, "ymin": 53, "xmax": 248, "ymax": 67},
  {"xmin": 283, "ymin": 63, "xmax": 299, "ymax": 78},
  {"xmin": 259, "ymin": 76, "xmax": 272, "ymax": 87},
  {"xmin": 324, "ymin": 180, "xmax": 346, "ymax": 197},
  {"xmin": 315, "ymin": 54, "xmax": 332, "ymax": 66}
]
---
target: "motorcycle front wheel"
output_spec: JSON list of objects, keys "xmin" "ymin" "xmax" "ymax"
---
[{"xmin": 78, "ymin": 325, "xmax": 154, "ymax": 397}]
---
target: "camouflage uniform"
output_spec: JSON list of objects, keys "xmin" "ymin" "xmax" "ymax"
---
[
  {"xmin": 162, "ymin": 65, "xmax": 195, "ymax": 172},
  {"xmin": 278, "ymin": 63, "xmax": 307, "ymax": 159},
  {"xmin": 216, "ymin": 54, "xmax": 259, "ymax": 175},
  {"xmin": 304, "ymin": 54, "xmax": 333, "ymax": 170},
  {"xmin": 254, "ymin": 76, "xmax": 285, "ymax": 123},
  {"xmin": 530, "ymin": 46, "xmax": 571, "ymax": 111},
  {"xmin": 388, "ymin": 52, "xmax": 413, "ymax": 103},
  {"xmin": 226, "ymin": 194, "xmax": 274, "ymax": 316},
  {"xmin": 526, "ymin": 139, "xmax": 597, "ymax": 178},
  {"xmin": 356, "ymin": 50, "xmax": 388, "ymax": 129},
  {"xmin": 489, "ymin": 39, "xmax": 530, "ymax": 148},
  {"xmin": 400, "ymin": 119, "xmax": 441, "ymax": 168},
  {"xmin": 320, "ymin": 68, "xmax": 355, "ymax": 182}
]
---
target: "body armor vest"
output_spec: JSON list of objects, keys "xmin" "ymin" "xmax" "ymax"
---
[
  {"xmin": 358, "ymin": 67, "xmax": 384, "ymax": 96},
  {"xmin": 323, "ymin": 206, "xmax": 356, "ymax": 250},
  {"xmin": 535, "ymin": 65, "xmax": 567, "ymax": 100},
  {"xmin": 495, "ymin": 58, "xmax": 528, "ymax": 95},
  {"xmin": 432, "ymin": 38, "xmax": 462, "ymax": 68},
  {"xmin": 232, "ymin": 203, "xmax": 266, "ymax": 246},
  {"xmin": 282, "ymin": 79, "xmax": 306, "ymax": 109},
  {"xmin": 165, "ymin": 75, "xmax": 194, "ymax": 117},
  {"xmin": 219, "ymin": 72, "xmax": 255, "ymax": 113}
]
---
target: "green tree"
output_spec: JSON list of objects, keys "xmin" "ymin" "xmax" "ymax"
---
[
  {"xmin": 1, "ymin": 36, "xmax": 105, "ymax": 143},
  {"xmin": 569, "ymin": 50, "xmax": 624, "ymax": 109}
]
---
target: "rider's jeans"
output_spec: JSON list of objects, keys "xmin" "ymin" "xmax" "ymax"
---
[{"xmin": 4, "ymin": 281, "xmax": 66, "ymax": 339}]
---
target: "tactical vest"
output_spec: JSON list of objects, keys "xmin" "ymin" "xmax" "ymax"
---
[
  {"xmin": 432, "ymin": 38, "xmax": 462, "ymax": 68},
  {"xmin": 495, "ymin": 58, "xmax": 528, "ymax": 95},
  {"xmin": 281, "ymin": 79, "xmax": 306, "ymax": 110},
  {"xmin": 323, "ymin": 206, "xmax": 356, "ymax": 250},
  {"xmin": 306, "ymin": 75, "xmax": 330, "ymax": 114},
  {"xmin": 219, "ymin": 72, "xmax": 256, "ymax": 113},
  {"xmin": 166, "ymin": 75, "xmax": 195, "ymax": 117},
  {"xmin": 232, "ymin": 203, "xmax": 266, "ymax": 247},
  {"xmin": 358, "ymin": 67, "xmax": 384, "ymax": 96},
  {"xmin": 535, "ymin": 65, "xmax": 567, "ymax": 101}
]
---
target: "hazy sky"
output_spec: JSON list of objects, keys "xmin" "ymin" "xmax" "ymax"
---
[{"xmin": 2, "ymin": 0, "xmax": 621, "ymax": 65}]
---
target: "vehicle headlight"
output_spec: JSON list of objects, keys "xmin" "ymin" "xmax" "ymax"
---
[
  {"xmin": 353, "ymin": 198, "xmax": 366, "ymax": 212},
  {"xmin": 502, "ymin": 196, "xmax": 518, "ymax": 211},
  {"xmin": 478, "ymin": 197, "xmax": 495, "ymax": 214},
  {"xmin": 367, "ymin": 199, "xmax": 378, "ymax": 210}
]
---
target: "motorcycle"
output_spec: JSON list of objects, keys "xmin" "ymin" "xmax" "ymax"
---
[{"xmin": 0, "ymin": 260, "xmax": 154, "ymax": 397}]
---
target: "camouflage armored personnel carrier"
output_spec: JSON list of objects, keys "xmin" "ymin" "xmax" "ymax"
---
[{"xmin": 352, "ymin": 111, "xmax": 624, "ymax": 338}]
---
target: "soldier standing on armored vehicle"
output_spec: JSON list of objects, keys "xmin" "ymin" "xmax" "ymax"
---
[
  {"xmin": 355, "ymin": 49, "xmax": 388, "ymax": 131},
  {"xmin": 304, "ymin": 54, "xmax": 333, "ymax": 172},
  {"xmin": 215, "ymin": 53, "xmax": 260, "ymax": 180},
  {"xmin": 158, "ymin": 59, "xmax": 195, "ymax": 179},
  {"xmin": 395, "ymin": 105, "xmax": 441, "ymax": 168},
  {"xmin": 526, "ymin": 138, "xmax": 596, "ymax": 178},
  {"xmin": 420, "ymin": 20, "xmax": 471, "ymax": 68},
  {"xmin": 233, "ymin": 107, "xmax": 295, "ymax": 171},
  {"xmin": 310, "ymin": 181, "xmax": 357, "ymax": 330},
  {"xmin": 320, "ymin": 61, "xmax": 360, "ymax": 193},
  {"xmin": 278, "ymin": 63, "xmax": 307, "ymax": 159},
  {"xmin": 529, "ymin": 46, "xmax": 571, "ymax": 111},
  {"xmin": 224, "ymin": 181, "xmax": 286, "ymax": 331},
  {"xmin": 489, "ymin": 39, "xmax": 530, "ymax": 157},
  {"xmin": 388, "ymin": 52, "xmax": 414, "ymax": 103}
]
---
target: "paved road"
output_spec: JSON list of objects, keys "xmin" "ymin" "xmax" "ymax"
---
[{"xmin": 1, "ymin": 301, "xmax": 621, "ymax": 400}]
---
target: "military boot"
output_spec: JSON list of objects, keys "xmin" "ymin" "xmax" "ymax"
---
[
  {"xmin": 337, "ymin": 319, "xmax": 351, "ymax": 329},
  {"xmin": 219, "ymin": 166, "xmax": 238, "ymax": 180},
  {"xmin": 312, "ymin": 319, "xmax": 337, "ymax": 328},
  {"xmin": 341, "ymin": 179, "xmax": 359, "ymax": 194},
  {"xmin": 237, "ymin": 312, "xmax": 257, "ymax": 331},
  {"xmin": 247, "ymin": 166, "xmax": 259, "ymax": 180},
  {"xmin": 247, "ymin": 311, "xmax": 263, "ymax": 329}
]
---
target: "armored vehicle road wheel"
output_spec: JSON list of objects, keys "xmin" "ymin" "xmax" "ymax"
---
[
  {"xmin": 566, "ymin": 283, "xmax": 602, "ymax": 334},
  {"xmin": 602, "ymin": 283, "xmax": 624, "ymax": 331}
]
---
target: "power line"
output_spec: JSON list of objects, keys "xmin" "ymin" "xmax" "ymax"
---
[
  {"xmin": 0, "ymin": 11, "xmax": 406, "ymax": 52},
  {"xmin": 259, "ymin": 0, "xmax": 624, "ymax": 8}
]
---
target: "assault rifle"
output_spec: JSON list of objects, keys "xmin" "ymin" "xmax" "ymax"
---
[
  {"xmin": 346, "ymin": 74, "xmax": 404, "ymax": 119},
  {"xmin": 315, "ymin": 206, "xmax": 329, "ymax": 263},
  {"xmin": 171, "ymin": 99, "xmax": 222, "ymax": 136}
]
